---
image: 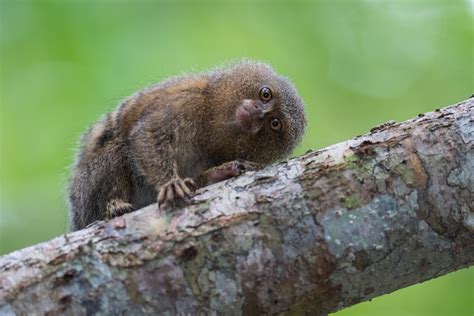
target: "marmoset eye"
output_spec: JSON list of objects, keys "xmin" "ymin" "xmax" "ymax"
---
[
  {"xmin": 259, "ymin": 87, "xmax": 272, "ymax": 102},
  {"xmin": 269, "ymin": 118, "xmax": 282, "ymax": 131}
]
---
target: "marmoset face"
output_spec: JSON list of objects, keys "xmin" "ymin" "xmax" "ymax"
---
[{"xmin": 211, "ymin": 61, "xmax": 306, "ymax": 164}]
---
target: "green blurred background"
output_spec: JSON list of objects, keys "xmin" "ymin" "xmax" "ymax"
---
[{"xmin": 0, "ymin": 0, "xmax": 473, "ymax": 315}]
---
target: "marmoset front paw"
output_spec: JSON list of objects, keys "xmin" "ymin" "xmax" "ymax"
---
[
  {"xmin": 157, "ymin": 177, "xmax": 196, "ymax": 211},
  {"xmin": 204, "ymin": 160, "xmax": 262, "ymax": 185}
]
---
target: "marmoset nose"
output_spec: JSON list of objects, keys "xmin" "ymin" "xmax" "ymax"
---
[{"xmin": 242, "ymin": 99, "xmax": 264, "ymax": 118}]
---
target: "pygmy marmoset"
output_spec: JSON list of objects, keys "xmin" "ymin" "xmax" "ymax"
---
[{"xmin": 68, "ymin": 60, "xmax": 306, "ymax": 231}]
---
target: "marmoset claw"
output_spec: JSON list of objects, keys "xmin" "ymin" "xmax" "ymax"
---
[{"xmin": 157, "ymin": 177, "xmax": 196, "ymax": 211}]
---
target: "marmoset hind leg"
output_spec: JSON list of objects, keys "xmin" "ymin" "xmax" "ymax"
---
[{"xmin": 68, "ymin": 119, "xmax": 134, "ymax": 230}]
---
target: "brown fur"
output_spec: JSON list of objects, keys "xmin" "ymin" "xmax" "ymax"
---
[{"xmin": 68, "ymin": 60, "xmax": 306, "ymax": 231}]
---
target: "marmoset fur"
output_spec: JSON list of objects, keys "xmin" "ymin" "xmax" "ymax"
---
[{"xmin": 68, "ymin": 60, "xmax": 306, "ymax": 231}]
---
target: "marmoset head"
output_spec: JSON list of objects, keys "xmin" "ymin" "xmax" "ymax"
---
[{"xmin": 207, "ymin": 60, "xmax": 307, "ymax": 164}]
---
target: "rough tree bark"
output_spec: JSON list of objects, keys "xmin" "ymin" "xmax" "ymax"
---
[{"xmin": 1, "ymin": 98, "xmax": 473, "ymax": 315}]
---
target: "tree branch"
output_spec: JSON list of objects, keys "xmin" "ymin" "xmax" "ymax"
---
[{"xmin": 1, "ymin": 98, "xmax": 473, "ymax": 315}]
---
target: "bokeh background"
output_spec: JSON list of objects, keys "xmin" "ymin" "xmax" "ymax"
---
[{"xmin": 1, "ymin": 0, "xmax": 473, "ymax": 315}]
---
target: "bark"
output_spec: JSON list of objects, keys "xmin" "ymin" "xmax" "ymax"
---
[{"xmin": 1, "ymin": 98, "xmax": 473, "ymax": 316}]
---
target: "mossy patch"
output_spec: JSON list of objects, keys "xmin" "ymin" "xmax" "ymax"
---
[
  {"xmin": 344, "ymin": 153, "xmax": 374, "ymax": 182},
  {"xmin": 340, "ymin": 195, "xmax": 362, "ymax": 210},
  {"xmin": 394, "ymin": 162, "xmax": 415, "ymax": 186}
]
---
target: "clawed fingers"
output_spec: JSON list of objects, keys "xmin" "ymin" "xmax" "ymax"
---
[
  {"xmin": 157, "ymin": 184, "xmax": 173, "ymax": 211},
  {"xmin": 157, "ymin": 186, "xmax": 167, "ymax": 206},
  {"xmin": 157, "ymin": 177, "xmax": 196, "ymax": 212},
  {"xmin": 184, "ymin": 178, "xmax": 196, "ymax": 190},
  {"xmin": 173, "ymin": 180, "xmax": 191, "ymax": 202},
  {"xmin": 204, "ymin": 160, "xmax": 261, "ymax": 186},
  {"xmin": 105, "ymin": 199, "xmax": 134, "ymax": 220},
  {"xmin": 236, "ymin": 160, "xmax": 262, "ymax": 172}
]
